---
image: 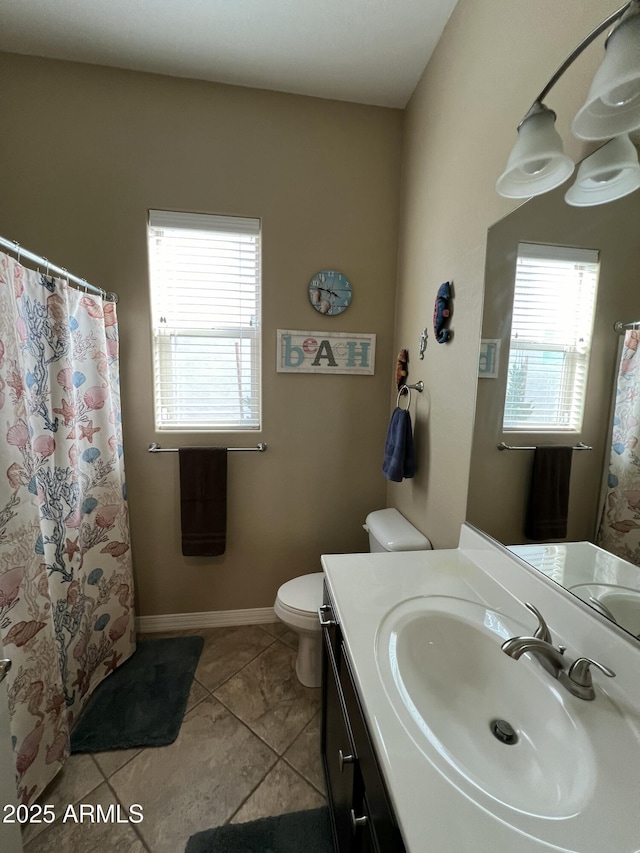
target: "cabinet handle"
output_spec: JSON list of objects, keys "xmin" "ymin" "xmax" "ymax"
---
[
  {"xmin": 338, "ymin": 749, "xmax": 354, "ymax": 772},
  {"xmin": 350, "ymin": 809, "xmax": 368, "ymax": 834},
  {"xmin": 318, "ymin": 605, "xmax": 336, "ymax": 627}
]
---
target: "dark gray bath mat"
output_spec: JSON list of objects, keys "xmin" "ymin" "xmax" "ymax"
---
[
  {"xmin": 185, "ymin": 807, "xmax": 333, "ymax": 853},
  {"xmin": 71, "ymin": 635, "xmax": 204, "ymax": 753}
]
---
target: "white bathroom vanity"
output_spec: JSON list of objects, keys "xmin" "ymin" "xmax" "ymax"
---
[{"xmin": 320, "ymin": 524, "xmax": 640, "ymax": 852}]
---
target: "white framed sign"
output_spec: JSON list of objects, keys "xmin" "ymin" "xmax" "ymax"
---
[
  {"xmin": 276, "ymin": 330, "xmax": 376, "ymax": 375},
  {"xmin": 479, "ymin": 339, "xmax": 501, "ymax": 378}
]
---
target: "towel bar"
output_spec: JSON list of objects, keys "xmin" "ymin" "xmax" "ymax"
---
[
  {"xmin": 397, "ymin": 381, "xmax": 424, "ymax": 409},
  {"xmin": 148, "ymin": 442, "xmax": 267, "ymax": 453},
  {"xmin": 497, "ymin": 441, "xmax": 591, "ymax": 451}
]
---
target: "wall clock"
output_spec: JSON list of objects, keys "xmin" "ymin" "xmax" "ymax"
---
[{"xmin": 308, "ymin": 270, "xmax": 352, "ymax": 316}]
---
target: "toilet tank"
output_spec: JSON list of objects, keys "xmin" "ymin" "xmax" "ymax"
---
[{"xmin": 364, "ymin": 508, "xmax": 432, "ymax": 552}]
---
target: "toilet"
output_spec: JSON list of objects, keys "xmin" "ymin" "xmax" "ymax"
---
[{"xmin": 274, "ymin": 508, "xmax": 432, "ymax": 687}]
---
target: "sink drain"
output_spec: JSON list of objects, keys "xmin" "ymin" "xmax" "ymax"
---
[{"xmin": 490, "ymin": 719, "xmax": 518, "ymax": 745}]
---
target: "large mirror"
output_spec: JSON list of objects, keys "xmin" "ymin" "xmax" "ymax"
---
[{"xmin": 467, "ymin": 175, "xmax": 640, "ymax": 641}]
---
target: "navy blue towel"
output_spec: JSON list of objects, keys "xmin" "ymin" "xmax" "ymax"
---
[{"xmin": 382, "ymin": 407, "xmax": 415, "ymax": 482}]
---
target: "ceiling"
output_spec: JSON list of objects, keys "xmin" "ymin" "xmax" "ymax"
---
[{"xmin": 0, "ymin": 0, "xmax": 459, "ymax": 109}]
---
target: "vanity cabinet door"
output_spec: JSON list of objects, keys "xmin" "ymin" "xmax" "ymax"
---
[
  {"xmin": 323, "ymin": 626, "xmax": 357, "ymax": 853},
  {"xmin": 321, "ymin": 583, "xmax": 405, "ymax": 853},
  {"xmin": 355, "ymin": 800, "xmax": 376, "ymax": 853},
  {"xmin": 340, "ymin": 651, "xmax": 405, "ymax": 853}
]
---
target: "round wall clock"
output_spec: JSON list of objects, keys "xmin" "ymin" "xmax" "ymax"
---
[{"xmin": 308, "ymin": 270, "xmax": 352, "ymax": 316}]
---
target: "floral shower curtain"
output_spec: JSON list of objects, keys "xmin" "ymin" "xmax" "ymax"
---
[
  {"xmin": 597, "ymin": 329, "xmax": 640, "ymax": 565},
  {"xmin": 0, "ymin": 251, "xmax": 135, "ymax": 804}
]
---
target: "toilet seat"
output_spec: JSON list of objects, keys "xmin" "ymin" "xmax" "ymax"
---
[
  {"xmin": 273, "ymin": 510, "xmax": 430, "ymax": 690},
  {"xmin": 274, "ymin": 572, "xmax": 324, "ymax": 632}
]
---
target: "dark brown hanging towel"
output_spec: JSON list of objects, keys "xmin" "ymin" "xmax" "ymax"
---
[
  {"xmin": 179, "ymin": 447, "xmax": 227, "ymax": 556},
  {"xmin": 525, "ymin": 446, "xmax": 573, "ymax": 541}
]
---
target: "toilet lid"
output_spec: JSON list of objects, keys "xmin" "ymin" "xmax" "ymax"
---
[{"xmin": 278, "ymin": 572, "xmax": 324, "ymax": 613}]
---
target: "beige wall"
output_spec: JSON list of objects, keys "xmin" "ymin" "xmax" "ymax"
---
[
  {"xmin": 0, "ymin": 0, "xmax": 626, "ymax": 612},
  {"xmin": 0, "ymin": 53, "xmax": 403, "ymax": 615},
  {"xmin": 390, "ymin": 0, "xmax": 621, "ymax": 547}
]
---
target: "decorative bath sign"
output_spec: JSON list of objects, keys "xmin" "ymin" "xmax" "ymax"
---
[
  {"xmin": 479, "ymin": 339, "xmax": 501, "ymax": 378},
  {"xmin": 276, "ymin": 330, "xmax": 376, "ymax": 375}
]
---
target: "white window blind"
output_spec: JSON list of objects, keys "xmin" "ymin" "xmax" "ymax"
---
[
  {"xmin": 503, "ymin": 242, "xmax": 599, "ymax": 432},
  {"xmin": 148, "ymin": 210, "xmax": 262, "ymax": 431}
]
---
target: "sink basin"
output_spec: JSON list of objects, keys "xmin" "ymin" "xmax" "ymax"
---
[
  {"xmin": 376, "ymin": 595, "xmax": 597, "ymax": 817},
  {"xmin": 570, "ymin": 583, "xmax": 640, "ymax": 636}
]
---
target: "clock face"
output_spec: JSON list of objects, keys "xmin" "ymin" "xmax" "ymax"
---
[{"xmin": 308, "ymin": 270, "xmax": 352, "ymax": 316}]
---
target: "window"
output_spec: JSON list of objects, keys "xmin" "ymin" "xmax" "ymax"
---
[
  {"xmin": 148, "ymin": 210, "xmax": 261, "ymax": 431},
  {"xmin": 503, "ymin": 242, "xmax": 599, "ymax": 432}
]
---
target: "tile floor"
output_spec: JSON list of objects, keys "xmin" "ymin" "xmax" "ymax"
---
[{"xmin": 23, "ymin": 622, "xmax": 326, "ymax": 852}]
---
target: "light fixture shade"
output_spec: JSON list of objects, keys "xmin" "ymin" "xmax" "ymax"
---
[
  {"xmin": 565, "ymin": 134, "xmax": 640, "ymax": 206},
  {"xmin": 572, "ymin": 10, "xmax": 640, "ymax": 140},
  {"xmin": 496, "ymin": 107, "xmax": 574, "ymax": 198}
]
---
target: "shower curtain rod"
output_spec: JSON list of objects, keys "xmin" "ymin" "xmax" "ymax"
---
[
  {"xmin": 614, "ymin": 320, "xmax": 640, "ymax": 333},
  {"xmin": 0, "ymin": 236, "xmax": 118, "ymax": 303}
]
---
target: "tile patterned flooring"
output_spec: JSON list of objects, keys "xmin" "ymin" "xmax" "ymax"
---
[{"xmin": 23, "ymin": 623, "xmax": 326, "ymax": 852}]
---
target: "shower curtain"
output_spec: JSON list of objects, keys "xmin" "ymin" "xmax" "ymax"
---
[
  {"xmin": 0, "ymin": 252, "xmax": 135, "ymax": 804},
  {"xmin": 597, "ymin": 329, "xmax": 640, "ymax": 565}
]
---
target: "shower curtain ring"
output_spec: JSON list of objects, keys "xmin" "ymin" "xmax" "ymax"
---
[{"xmin": 13, "ymin": 241, "xmax": 21, "ymax": 263}]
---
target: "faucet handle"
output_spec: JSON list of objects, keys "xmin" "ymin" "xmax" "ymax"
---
[
  {"xmin": 525, "ymin": 602, "xmax": 552, "ymax": 644},
  {"xmin": 568, "ymin": 657, "xmax": 616, "ymax": 688}
]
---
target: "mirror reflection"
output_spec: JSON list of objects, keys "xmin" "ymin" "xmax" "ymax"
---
[{"xmin": 467, "ymin": 178, "xmax": 640, "ymax": 640}]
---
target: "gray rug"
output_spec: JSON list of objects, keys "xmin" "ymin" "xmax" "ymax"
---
[
  {"xmin": 71, "ymin": 636, "xmax": 204, "ymax": 753},
  {"xmin": 185, "ymin": 807, "xmax": 333, "ymax": 853}
]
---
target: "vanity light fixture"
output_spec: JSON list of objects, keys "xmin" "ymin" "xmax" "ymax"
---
[
  {"xmin": 496, "ymin": 103, "xmax": 574, "ymax": 198},
  {"xmin": 565, "ymin": 134, "xmax": 640, "ymax": 205},
  {"xmin": 497, "ymin": 1, "xmax": 640, "ymax": 202},
  {"xmin": 572, "ymin": 5, "xmax": 640, "ymax": 140}
]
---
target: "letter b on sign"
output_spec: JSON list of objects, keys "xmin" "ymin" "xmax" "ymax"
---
[{"xmin": 282, "ymin": 335, "xmax": 304, "ymax": 367}]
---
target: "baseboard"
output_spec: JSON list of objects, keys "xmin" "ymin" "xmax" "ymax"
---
[{"xmin": 136, "ymin": 606, "xmax": 277, "ymax": 634}]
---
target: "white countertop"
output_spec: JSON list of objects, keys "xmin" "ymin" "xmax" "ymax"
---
[{"xmin": 321, "ymin": 524, "xmax": 640, "ymax": 853}]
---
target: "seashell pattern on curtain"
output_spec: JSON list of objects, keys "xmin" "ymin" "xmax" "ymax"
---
[
  {"xmin": 598, "ymin": 329, "xmax": 640, "ymax": 565},
  {"xmin": 0, "ymin": 252, "xmax": 135, "ymax": 804}
]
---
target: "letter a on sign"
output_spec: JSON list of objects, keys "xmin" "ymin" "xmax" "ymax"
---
[{"xmin": 311, "ymin": 341, "xmax": 338, "ymax": 367}]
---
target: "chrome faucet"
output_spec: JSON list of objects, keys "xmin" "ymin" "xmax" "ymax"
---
[
  {"xmin": 501, "ymin": 602, "xmax": 565, "ymax": 677},
  {"xmin": 501, "ymin": 635, "xmax": 567, "ymax": 677},
  {"xmin": 501, "ymin": 602, "xmax": 616, "ymax": 700}
]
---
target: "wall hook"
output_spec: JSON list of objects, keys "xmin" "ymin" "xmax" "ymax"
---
[{"xmin": 419, "ymin": 328, "xmax": 428, "ymax": 359}]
